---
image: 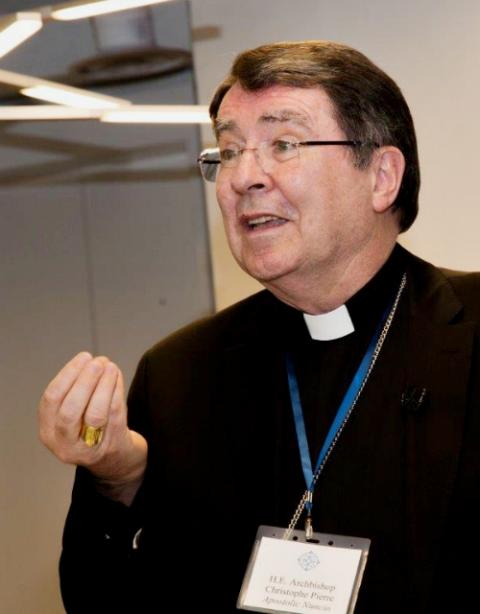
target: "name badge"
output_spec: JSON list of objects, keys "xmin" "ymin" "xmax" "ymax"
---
[{"xmin": 237, "ymin": 526, "xmax": 370, "ymax": 614}]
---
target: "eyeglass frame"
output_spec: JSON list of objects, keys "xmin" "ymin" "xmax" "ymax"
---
[{"xmin": 197, "ymin": 140, "xmax": 378, "ymax": 182}]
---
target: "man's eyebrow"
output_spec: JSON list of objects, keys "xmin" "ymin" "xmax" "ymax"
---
[
  {"xmin": 259, "ymin": 110, "xmax": 311, "ymax": 127},
  {"xmin": 214, "ymin": 110, "xmax": 311, "ymax": 137},
  {"xmin": 214, "ymin": 118, "xmax": 237, "ymax": 137}
]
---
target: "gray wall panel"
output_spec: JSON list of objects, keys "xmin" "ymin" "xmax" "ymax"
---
[{"xmin": 0, "ymin": 2, "xmax": 213, "ymax": 611}]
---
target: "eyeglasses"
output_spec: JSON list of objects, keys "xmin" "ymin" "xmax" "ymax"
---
[{"xmin": 197, "ymin": 139, "xmax": 371, "ymax": 182}]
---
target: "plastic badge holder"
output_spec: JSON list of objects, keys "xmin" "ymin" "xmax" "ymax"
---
[{"xmin": 237, "ymin": 525, "xmax": 370, "ymax": 614}]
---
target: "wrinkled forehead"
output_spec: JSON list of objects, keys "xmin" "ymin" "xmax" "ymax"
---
[{"xmin": 214, "ymin": 83, "xmax": 339, "ymax": 139}]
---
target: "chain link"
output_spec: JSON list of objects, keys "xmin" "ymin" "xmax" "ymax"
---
[{"xmin": 283, "ymin": 273, "xmax": 407, "ymax": 540}]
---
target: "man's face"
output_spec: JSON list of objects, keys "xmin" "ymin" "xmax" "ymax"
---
[{"xmin": 215, "ymin": 83, "xmax": 379, "ymax": 291}]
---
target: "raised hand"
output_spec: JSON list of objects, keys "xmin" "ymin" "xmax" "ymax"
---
[{"xmin": 38, "ymin": 352, "xmax": 147, "ymax": 505}]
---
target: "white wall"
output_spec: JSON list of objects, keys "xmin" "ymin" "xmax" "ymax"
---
[{"xmin": 189, "ymin": 0, "xmax": 480, "ymax": 310}]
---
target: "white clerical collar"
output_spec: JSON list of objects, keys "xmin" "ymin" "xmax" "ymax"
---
[{"xmin": 303, "ymin": 304, "xmax": 355, "ymax": 341}]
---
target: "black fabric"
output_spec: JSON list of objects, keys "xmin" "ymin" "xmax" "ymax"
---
[
  {"xmin": 59, "ymin": 246, "xmax": 480, "ymax": 613},
  {"xmin": 288, "ymin": 244, "xmax": 406, "ymax": 470}
]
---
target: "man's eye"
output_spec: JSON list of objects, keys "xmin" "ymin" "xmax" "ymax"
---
[
  {"xmin": 272, "ymin": 140, "xmax": 297, "ymax": 153},
  {"xmin": 219, "ymin": 148, "xmax": 239, "ymax": 162}
]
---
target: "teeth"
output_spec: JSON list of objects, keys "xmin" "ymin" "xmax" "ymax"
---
[{"xmin": 248, "ymin": 215, "xmax": 279, "ymax": 227}]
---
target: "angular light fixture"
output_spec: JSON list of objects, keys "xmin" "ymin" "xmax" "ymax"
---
[
  {"xmin": 21, "ymin": 85, "xmax": 124, "ymax": 108},
  {"xmin": 0, "ymin": 68, "xmax": 129, "ymax": 109},
  {"xmin": 0, "ymin": 12, "xmax": 43, "ymax": 59},
  {"xmin": 49, "ymin": 0, "xmax": 172, "ymax": 21},
  {"xmin": 0, "ymin": 2, "xmax": 210, "ymax": 125},
  {"xmin": 101, "ymin": 105, "xmax": 211, "ymax": 124},
  {"xmin": 0, "ymin": 105, "xmax": 101, "ymax": 120}
]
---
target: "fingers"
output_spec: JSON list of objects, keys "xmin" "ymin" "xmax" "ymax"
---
[
  {"xmin": 39, "ymin": 352, "xmax": 125, "ymax": 457},
  {"xmin": 55, "ymin": 357, "xmax": 109, "ymax": 444},
  {"xmin": 39, "ymin": 351, "xmax": 92, "ymax": 442},
  {"xmin": 41, "ymin": 351, "xmax": 93, "ymax": 413},
  {"xmin": 82, "ymin": 362, "xmax": 119, "ymax": 429}
]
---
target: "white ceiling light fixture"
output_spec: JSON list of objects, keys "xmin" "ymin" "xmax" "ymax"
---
[
  {"xmin": 21, "ymin": 85, "xmax": 124, "ymax": 108},
  {"xmin": 49, "ymin": 0, "xmax": 173, "ymax": 21},
  {"xmin": 0, "ymin": 68, "xmax": 129, "ymax": 109},
  {"xmin": 0, "ymin": 105, "xmax": 101, "ymax": 120},
  {"xmin": 0, "ymin": 12, "xmax": 43, "ymax": 59},
  {"xmin": 101, "ymin": 105, "xmax": 211, "ymax": 124},
  {"xmin": 0, "ymin": 104, "xmax": 210, "ymax": 124}
]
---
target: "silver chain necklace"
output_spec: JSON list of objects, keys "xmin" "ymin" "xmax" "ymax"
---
[{"xmin": 283, "ymin": 272, "xmax": 407, "ymax": 540}]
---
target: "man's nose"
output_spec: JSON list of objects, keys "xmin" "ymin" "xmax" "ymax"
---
[{"xmin": 230, "ymin": 148, "xmax": 273, "ymax": 193}]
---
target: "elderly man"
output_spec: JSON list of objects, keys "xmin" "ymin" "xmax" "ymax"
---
[{"xmin": 39, "ymin": 41, "xmax": 480, "ymax": 613}]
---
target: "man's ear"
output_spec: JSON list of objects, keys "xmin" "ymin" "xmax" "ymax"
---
[{"xmin": 371, "ymin": 146, "xmax": 405, "ymax": 213}]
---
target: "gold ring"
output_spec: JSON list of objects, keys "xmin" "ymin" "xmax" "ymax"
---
[{"xmin": 81, "ymin": 424, "xmax": 104, "ymax": 448}]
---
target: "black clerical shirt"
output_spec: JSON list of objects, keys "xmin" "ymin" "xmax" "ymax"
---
[{"xmin": 61, "ymin": 244, "xmax": 414, "ymax": 614}]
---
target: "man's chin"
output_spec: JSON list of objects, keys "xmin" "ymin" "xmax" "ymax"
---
[{"xmin": 240, "ymin": 258, "xmax": 298, "ymax": 285}]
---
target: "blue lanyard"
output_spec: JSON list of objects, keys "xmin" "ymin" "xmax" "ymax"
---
[{"xmin": 285, "ymin": 308, "xmax": 388, "ymax": 515}]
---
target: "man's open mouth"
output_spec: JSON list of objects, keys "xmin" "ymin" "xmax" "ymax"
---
[{"xmin": 244, "ymin": 215, "xmax": 288, "ymax": 230}]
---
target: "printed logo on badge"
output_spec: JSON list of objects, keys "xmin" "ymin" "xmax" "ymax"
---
[{"xmin": 297, "ymin": 551, "xmax": 320, "ymax": 572}]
